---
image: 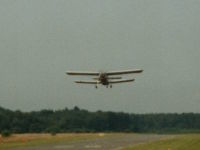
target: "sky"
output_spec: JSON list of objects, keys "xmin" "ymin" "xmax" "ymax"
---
[{"xmin": 0, "ymin": 0, "xmax": 200, "ymax": 113}]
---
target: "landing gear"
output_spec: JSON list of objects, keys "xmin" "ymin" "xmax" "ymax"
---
[
  {"xmin": 95, "ymin": 85, "xmax": 98, "ymax": 89},
  {"xmin": 106, "ymin": 85, "xmax": 112, "ymax": 88}
]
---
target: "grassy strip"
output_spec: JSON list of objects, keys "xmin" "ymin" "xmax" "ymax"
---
[
  {"xmin": 123, "ymin": 134, "xmax": 200, "ymax": 150},
  {"xmin": 0, "ymin": 133, "xmax": 107, "ymax": 150}
]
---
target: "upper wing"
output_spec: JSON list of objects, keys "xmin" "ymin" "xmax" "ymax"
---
[
  {"xmin": 106, "ymin": 69, "xmax": 143, "ymax": 76},
  {"xmin": 109, "ymin": 79, "xmax": 135, "ymax": 84},
  {"xmin": 75, "ymin": 80, "xmax": 100, "ymax": 84},
  {"xmin": 66, "ymin": 71, "xmax": 99, "ymax": 76}
]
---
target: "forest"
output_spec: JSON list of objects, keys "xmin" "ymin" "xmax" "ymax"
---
[{"xmin": 0, "ymin": 106, "xmax": 200, "ymax": 134}]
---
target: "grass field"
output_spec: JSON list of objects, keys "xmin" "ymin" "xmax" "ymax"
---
[
  {"xmin": 124, "ymin": 134, "xmax": 200, "ymax": 150},
  {"xmin": 0, "ymin": 133, "xmax": 107, "ymax": 150},
  {"xmin": 1, "ymin": 133, "xmax": 200, "ymax": 150}
]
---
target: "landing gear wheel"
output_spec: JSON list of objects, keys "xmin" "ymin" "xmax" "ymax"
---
[
  {"xmin": 110, "ymin": 85, "xmax": 112, "ymax": 88},
  {"xmin": 95, "ymin": 85, "xmax": 98, "ymax": 89}
]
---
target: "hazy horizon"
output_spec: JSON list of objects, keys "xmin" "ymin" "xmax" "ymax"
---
[{"xmin": 0, "ymin": 0, "xmax": 200, "ymax": 113}]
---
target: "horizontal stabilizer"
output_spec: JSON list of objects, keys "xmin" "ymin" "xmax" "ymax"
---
[
  {"xmin": 108, "ymin": 77, "xmax": 122, "ymax": 80},
  {"xmin": 93, "ymin": 77, "xmax": 122, "ymax": 80},
  {"xmin": 75, "ymin": 80, "xmax": 100, "ymax": 84},
  {"xmin": 109, "ymin": 79, "xmax": 135, "ymax": 84}
]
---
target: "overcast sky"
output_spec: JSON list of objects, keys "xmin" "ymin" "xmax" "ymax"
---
[{"xmin": 0, "ymin": 0, "xmax": 200, "ymax": 113}]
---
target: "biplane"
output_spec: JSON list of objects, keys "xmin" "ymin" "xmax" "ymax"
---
[{"xmin": 66, "ymin": 69, "xmax": 143, "ymax": 88}]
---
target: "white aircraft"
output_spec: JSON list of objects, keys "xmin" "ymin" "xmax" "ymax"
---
[{"xmin": 66, "ymin": 69, "xmax": 143, "ymax": 88}]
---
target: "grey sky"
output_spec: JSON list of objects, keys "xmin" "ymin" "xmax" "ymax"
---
[{"xmin": 0, "ymin": 0, "xmax": 200, "ymax": 113}]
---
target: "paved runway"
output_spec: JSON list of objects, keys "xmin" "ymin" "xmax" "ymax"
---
[{"xmin": 12, "ymin": 134, "xmax": 172, "ymax": 150}]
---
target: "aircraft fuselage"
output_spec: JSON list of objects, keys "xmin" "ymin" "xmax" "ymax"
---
[{"xmin": 99, "ymin": 73, "xmax": 109, "ymax": 85}]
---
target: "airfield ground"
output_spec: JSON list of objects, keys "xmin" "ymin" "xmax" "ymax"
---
[
  {"xmin": 0, "ymin": 133, "xmax": 199, "ymax": 150},
  {"xmin": 123, "ymin": 134, "xmax": 200, "ymax": 150}
]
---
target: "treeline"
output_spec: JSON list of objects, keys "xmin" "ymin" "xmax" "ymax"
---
[{"xmin": 0, "ymin": 106, "xmax": 200, "ymax": 133}]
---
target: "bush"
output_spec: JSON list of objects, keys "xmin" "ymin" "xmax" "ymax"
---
[
  {"xmin": 1, "ymin": 130, "xmax": 12, "ymax": 137},
  {"xmin": 50, "ymin": 131, "xmax": 57, "ymax": 136}
]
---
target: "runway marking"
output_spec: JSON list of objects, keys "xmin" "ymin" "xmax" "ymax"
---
[
  {"xmin": 54, "ymin": 145, "xmax": 74, "ymax": 149},
  {"xmin": 85, "ymin": 144, "xmax": 101, "ymax": 149}
]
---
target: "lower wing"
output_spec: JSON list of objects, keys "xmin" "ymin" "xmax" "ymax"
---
[
  {"xmin": 75, "ymin": 80, "xmax": 100, "ymax": 84},
  {"xmin": 109, "ymin": 79, "xmax": 135, "ymax": 84}
]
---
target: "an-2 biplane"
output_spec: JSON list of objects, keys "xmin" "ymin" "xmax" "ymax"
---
[{"xmin": 66, "ymin": 69, "xmax": 143, "ymax": 88}]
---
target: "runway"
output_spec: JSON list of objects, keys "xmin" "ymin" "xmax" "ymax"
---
[{"xmin": 12, "ymin": 134, "xmax": 172, "ymax": 150}]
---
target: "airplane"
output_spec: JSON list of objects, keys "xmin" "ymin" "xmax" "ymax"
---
[{"xmin": 66, "ymin": 69, "xmax": 143, "ymax": 88}]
